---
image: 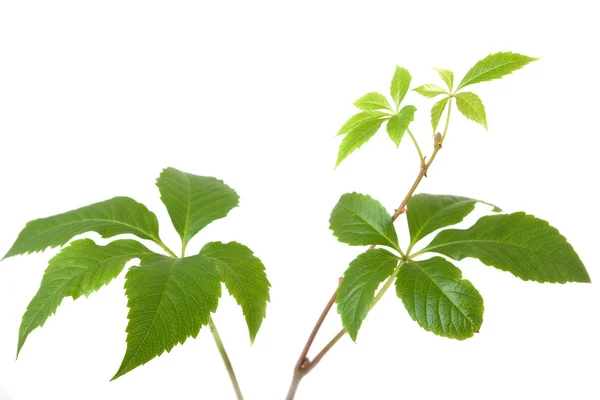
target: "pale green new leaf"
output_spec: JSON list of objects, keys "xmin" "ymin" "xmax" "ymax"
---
[
  {"xmin": 113, "ymin": 254, "xmax": 221, "ymax": 380},
  {"xmin": 337, "ymin": 111, "xmax": 389, "ymax": 136},
  {"xmin": 457, "ymin": 51, "xmax": 538, "ymax": 90},
  {"xmin": 431, "ymin": 97, "xmax": 449, "ymax": 133},
  {"xmin": 17, "ymin": 239, "xmax": 155, "ymax": 356},
  {"xmin": 386, "ymin": 105, "xmax": 416, "ymax": 147},
  {"xmin": 353, "ymin": 92, "xmax": 393, "ymax": 112},
  {"xmin": 156, "ymin": 167, "xmax": 239, "ymax": 252},
  {"xmin": 329, "ymin": 192, "xmax": 399, "ymax": 251},
  {"xmin": 337, "ymin": 249, "xmax": 399, "ymax": 341},
  {"xmin": 336, "ymin": 118, "xmax": 385, "ymax": 167},
  {"xmin": 396, "ymin": 257, "xmax": 483, "ymax": 340},
  {"xmin": 3, "ymin": 197, "xmax": 161, "ymax": 259},
  {"xmin": 421, "ymin": 212, "xmax": 590, "ymax": 283},
  {"xmin": 435, "ymin": 68, "xmax": 454, "ymax": 92},
  {"xmin": 455, "ymin": 92, "xmax": 487, "ymax": 130},
  {"xmin": 413, "ymin": 84, "xmax": 447, "ymax": 98},
  {"xmin": 200, "ymin": 241, "xmax": 270, "ymax": 343},
  {"xmin": 407, "ymin": 194, "xmax": 500, "ymax": 247},
  {"xmin": 390, "ymin": 66, "xmax": 411, "ymax": 108}
]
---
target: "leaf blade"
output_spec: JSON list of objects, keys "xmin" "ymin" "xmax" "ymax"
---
[
  {"xmin": 435, "ymin": 68, "xmax": 454, "ymax": 92},
  {"xmin": 386, "ymin": 105, "xmax": 416, "ymax": 147},
  {"xmin": 353, "ymin": 92, "xmax": 393, "ymax": 112},
  {"xmin": 455, "ymin": 92, "xmax": 487, "ymax": 130},
  {"xmin": 457, "ymin": 51, "xmax": 538, "ymax": 90},
  {"xmin": 430, "ymin": 97, "xmax": 449, "ymax": 133},
  {"xmin": 390, "ymin": 66, "xmax": 412, "ymax": 108},
  {"xmin": 413, "ymin": 84, "xmax": 447, "ymax": 98},
  {"xmin": 336, "ymin": 119, "xmax": 384, "ymax": 167},
  {"xmin": 337, "ymin": 111, "xmax": 389, "ymax": 136}
]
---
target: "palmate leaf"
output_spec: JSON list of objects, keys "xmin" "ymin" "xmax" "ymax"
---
[
  {"xmin": 430, "ymin": 96, "xmax": 449, "ymax": 133},
  {"xmin": 113, "ymin": 254, "xmax": 221, "ymax": 380},
  {"xmin": 17, "ymin": 239, "xmax": 156, "ymax": 356},
  {"xmin": 329, "ymin": 193, "xmax": 400, "ymax": 251},
  {"xmin": 435, "ymin": 68, "xmax": 454, "ymax": 92},
  {"xmin": 457, "ymin": 51, "xmax": 538, "ymax": 90},
  {"xmin": 455, "ymin": 92, "xmax": 487, "ymax": 130},
  {"xmin": 337, "ymin": 111, "xmax": 389, "ymax": 136},
  {"xmin": 386, "ymin": 105, "xmax": 416, "ymax": 147},
  {"xmin": 337, "ymin": 249, "xmax": 399, "ymax": 341},
  {"xmin": 396, "ymin": 257, "xmax": 483, "ymax": 340},
  {"xmin": 200, "ymin": 241, "xmax": 270, "ymax": 343},
  {"xmin": 353, "ymin": 92, "xmax": 393, "ymax": 112},
  {"xmin": 413, "ymin": 84, "xmax": 447, "ymax": 98},
  {"xmin": 156, "ymin": 167, "xmax": 239, "ymax": 253},
  {"xmin": 336, "ymin": 118, "xmax": 385, "ymax": 167},
  {"xmin": 406, "ymin": 194, "xmax": 500, "ymax": 247},
  {"xmin": 421, "ymin": 212, "xmax": 590, "ymax": 283},
  {"xmin": 390, "ymin": 66, "xmax": 411, "ymax": 109},
  {"xmin": 3, "ymin": 197, "xmax": 161, "ymax": 259}
]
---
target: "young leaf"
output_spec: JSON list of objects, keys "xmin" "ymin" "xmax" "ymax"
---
[
  {"xmin": 200, "ymin": 241, "xmax": 270, "ymax": 343},
  {"xmin": 17, "ymin": 239, "xmax": 156, "ymax": 356},
  {"xmin": 386, "ymin": 105, "xmax": 416, "ymax": 147},
  {"xmin": 455, "ymin": 92, "xmax": 487, "ymax": 130},
  {"xmin": 336, "ymin": 118, "xmax": 385, "ymax": 167},
  {"xmin": 329, "ymin": 193, "xmax": 399, "ymax": 251},
  {"xmin": 430, "ymin": 96, "xmax": 449, "ymax": 133},
  {"xmin": 457, "ymin": 51, "xmax": 538, "ymax": 90},
  {"xmin": 407, "ymin": 194, "xmax": 500, "ymax": 247},
  {"xmin": 337, "ymin": 111, "xmax": 389, "ymax": 136},
  {"xmin": 421, "ymin": 212, "xmax": 591, "ymax": 283},
  {"xmin": 113, "ymin": 254, "xmax": 221, "ymax": 380},
  {"xmin": 156, "ymin": 167, "xmax": 239, "ymax": 253},
  {"xmin": 337, "ymin": 249, "xmax": 399, "ymax": 341},
  {"xmin": 396, "ymin": 257, "xmax": 483, "ymax": 340},
  {"xmin": 353, "ymin": 92, "xmax": 393, "ymax": 112},
  {"xmin": 435, "ymin": 68, "xmax": 454, "ymax": 92},
  {"xmin": 413, "ymin": 84, "xmax": 447, "ymax": 98},
  {"xmin": 390, "ymin": 66, "xmax": 411, "ymax": 109},
  {"xmin": 3, "ymin": 197, "xmax": 161, "ymax": 259}
]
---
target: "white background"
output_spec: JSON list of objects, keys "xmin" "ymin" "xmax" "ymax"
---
[{"xmin": 0, "ymin": 1, "xmax": 598, "ymax": 399}]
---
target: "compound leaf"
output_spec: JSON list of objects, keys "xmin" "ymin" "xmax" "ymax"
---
[
  {"xmin": 396, "ymin": 256, "xmax": 483, "ymax": 340},
  {"xmin": 113, "ymin": 254, "xmax": 221, "ymax": 380},
  {"xmin": 421, "ymin": 212, "xmax": 590, "ymax": 283},
  {"xmin": 200, "ymin": 241, "xmax": 270, "ymax": 343},
  {"xmin": 457, "ymin": 51, "xmax": 538, "ymax": 90},
  {"xmin": 455, "ymin": 92, "xmax": 487, "ymax": 130},
  {"xmin": 353, "ymin": 92, "xmax": 393, "ymax": 112},
  {"xmin": 390, "ymin": 66, "xmax": 412, "ymax": 108},
  {"xmin": 17, "ymin": 239, "xmax": 156, "ymax": 356},
  {"xmin": 337, "ymin": 249, "xmax": 399, "ymax": 341},
  {"xmin": 4, "ymin": 197, "xmax": 161, "ymax": 259},
  {"xmin": 386, "ymin": 105, "xmax": 416, "ymax": 147}
]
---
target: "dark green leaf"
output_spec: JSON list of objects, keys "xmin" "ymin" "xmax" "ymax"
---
[
  {"xmin": 457, "ymin": 51, "xmax": 538, "ymax": 90},
  {"xmin": 396, "ymin": 257, "xmax": 483, "ymax": 340},
  {"xmin": 431, "ymin": 97, "xmax": 449, "ymax": 133},
  {"xmin": 113, "ymin": 254, "xmax": 221, "ymax": 380},
  {"xmin": 413, "ymin": 84, "xmax": 447, "ymax": 98},
  {"xmin": 337, "ymin": 111, "xmax": 389, "ymax": 136},
  {"xmin": 200, "ymin": 241, "xmax": 270, "ymax": 343},
  {"xmin": 337, "ymin": 249, "xmax": 399, "ymax": 341},
  {"xmin": 455, "ymin": 92, "xmax": 487, "ymax": 130},
  {"xmin": 336, "ymin": 119, "xmax": 385, "ymax": 167},
  {"xmin": 390, "ymin": 66, "xmax": 412, "ymax": 108},
  {"xmin": 17, "ymin": 239, "xmax": 155, "ymax": 356},
  {"xmin": 353, "ymin": 92, "xmax": 393, "ymax": 112},
  {"xmin": 4, "ymin": 197, "xmax": 161, "ymax": 259},
  {"xmin": 407, "ymin": 194, "xmax": 500, "ymax": 247},
  {"xmin": 421, "ymin": 212, "xmax": 590, "ymax": 283},
  {"xmin": 329, "ymin": 193, "xmax": 399, "ymax": 251},
  {"xmin": 386, "ymin": 105, "xmax": 416, "ymax": 147},
  {"xmin": 156, "ymin": 168, "xmax": 239, "ymax": 253},
  {"xmin": 435, "ymin": 68, "xmax": 454, "ymax": 92}
]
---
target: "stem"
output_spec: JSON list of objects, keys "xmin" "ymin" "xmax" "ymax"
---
[
  {"xmin": 285, "ymin": 99, "xmax": 455, "ymax": 399},
  {"xmin": 209, "ymin": 318, "xmax": 244, "ymax": 400}
]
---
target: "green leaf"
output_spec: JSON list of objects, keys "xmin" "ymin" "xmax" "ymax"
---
[
  {"xmin": 421, "ymin": 212, "xmax": 590, "ymax": 283},
  {"xmin": 455, "ymin": 92, "xmax": 487, "ymax": 130},
  {"xmin": 390, "ymin": 66, "xmax": 412, "ymax": 108},
  {"xmin": 396, "ymin": 257, "xmax": 483, "ymax": 340},
  {"xmin": 336, "ymin": 118, "xmax": 385, "ymax": 167},
  {"xmin": 337, "ymin": 249, "xmax": 399, "ymax": 341},
  {"xmin": 430, "ymin": 97, "xmax": 449, "ymax": 133},
  {"xmin": 113, "ymin": 254, "xmax": 221, "ymax": 380},
  {"xmin": 17, "ymin": 239, "xmax": 155, "ymax": 356},
  {"xmin": 337, "ymin": 111, "xmax": 389, "ymax": 136},
  {"xmin": 457, "ymin": 51, "xmax": 538, "ymax": 90},
  {"xmin": 435, "ymin": 68, "xmax": 454, "ymax": 92},
  {"xmin": 353, "ymin": 92, "xmax": 393, "ymax": 112},
  {"xmin": 407, "ymin": 194, "xmax": 500, "ymax": 247},
  {"xmin": 329, "ymin": 192, "xmax": 399, "ymax": 251},
  {"xmin": 386, "ymin": 105, "xmax": 416, "ymax": 147},
  {"xmin": 200, "ymin": 241, "xmax": 270, "ymax": 343},
  {"xmin": 413, "ymin": 84, "xmax": 447, "ymax": 98},
  {"xmin": 156, "ymin": 167, "xmax": 239, "ymax": 253},
  {"xmin": 3, "ymin": 197, "xmax": 161, "ymax": 259}
]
